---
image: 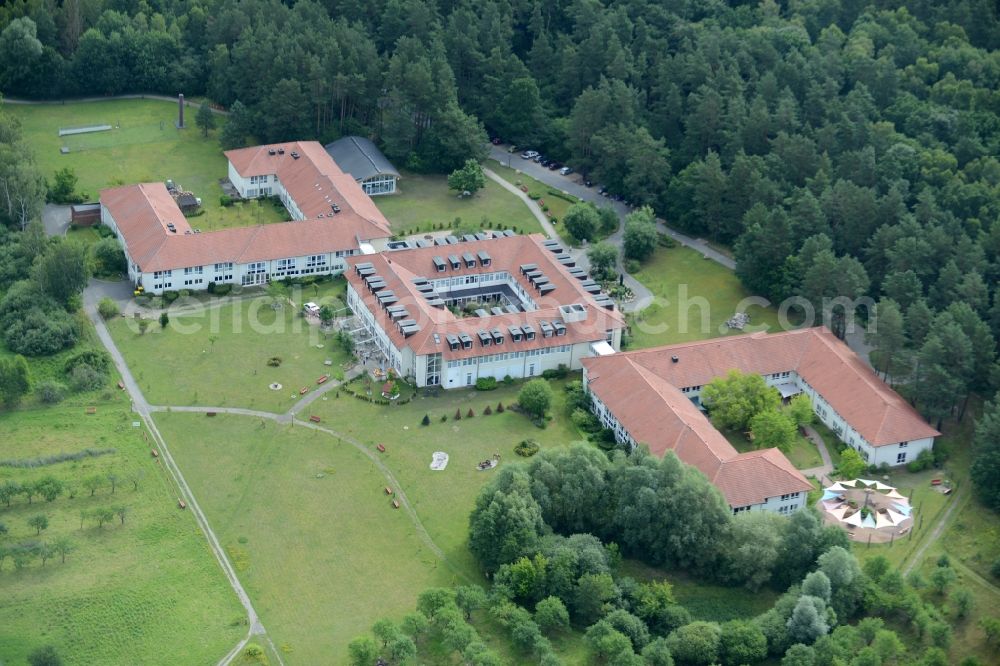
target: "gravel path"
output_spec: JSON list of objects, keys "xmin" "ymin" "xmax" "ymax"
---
[
  {"xmin": 799, "ymin": 425, "xmax": 834, "ymax": 481},
  {"xmin": 84, "ymin": 283, "xmax": 282, "ymax": 666}
]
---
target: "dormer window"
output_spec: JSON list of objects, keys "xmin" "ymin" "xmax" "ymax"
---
[
  {"xmin": 449, "ymin": 255, "xmax": 461, "ymax": 270},
  {"xmin": 478, "ymin": 331, "xmax": 492, "ymax": 347},
  {"xmin": 491, "ymin": 329, "xmax": 504, "ymax": 345}
]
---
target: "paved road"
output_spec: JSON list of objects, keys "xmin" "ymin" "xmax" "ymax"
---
[
  {"xmin": 488, "ymin": 146, "xmax": 885, "ymax": 364},
  {"xmin": 489, "ymin": 146, "xmax": 736, "ymax": 270},
  {"xmin": 42, "ymin": 204, "xmax": 71, "ymax": 236}
]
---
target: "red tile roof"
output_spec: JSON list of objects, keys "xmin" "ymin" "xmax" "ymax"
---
[
  {"xmin": 101, "ymin": 142, "xmax": 393, "ymax": 273},
  {"xmin": 224, "ymin": 141, "xmax": 390, "ymax": 232},
  {"xmin": 583, "ymin": 352, "xmax": 812, "ymax": 507},
  {"xmin": 346, "ymin": 235, "xmax": 626, "ymax": 359},
  {"xmin": 585, "ymin": 328, "xmax": 938, "ymax": 446}
]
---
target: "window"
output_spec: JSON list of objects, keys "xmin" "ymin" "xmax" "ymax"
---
[
  {"xmin": 899, "ymin": 441, "xmax": 908, "ymax": 448},
  {"xmin": 214, "ymin": 262, "xmax": 233, "ymax": 271},
  {"xmin": 184, "ymin": 266, "xmax": 203, "ymax": 275},
  {"xmin": 153, "ymin": 270, "xmax": 172, "ymax": 279},
  {"xmin": 896, "ymin": 452, "xmax": 907, "ymax": 464},
  {"xmin": 733, "ymin": 506, "xmax": 750, "ymax": 514},
  {"xmin": 306, "ymin": 254, "xmax": 326, "ymax": 267},
  {"xmin": 778, "ymin": 505, "xmax": 797, "ymax": 515},
  {"xmin": 780, "ymin": 492, "xmax": 800, "ymax": 501}
]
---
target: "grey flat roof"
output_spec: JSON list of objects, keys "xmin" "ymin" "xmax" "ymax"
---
[{"xmin": 324, "ymin": 136, "xmax": 399, "ymax": 182}]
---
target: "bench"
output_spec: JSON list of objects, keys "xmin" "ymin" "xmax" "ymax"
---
[
  {"xmin": 299, "ymin": 387, "xmax": 309, "ymax": 395},
  {"xmin": 377, "ymin": 444, "xmax": 386, "ymax": 453},
  {"xmin": 931, "ymin": 479, "xmax": 942, "ymax": 486},
  {"xmin": 384, "ymin": 486, "xmax": 393, "ymax": 495},
  {"xmin": 206, "ymin": 412, "xmax": 216, "ymax": 417},
  {"xmin": 309, "ymin": 415, "xmax": 321, "ymax": 423},
  {"xmin": 392, "ymin": 499, "xmax": 400, "ymax": 509},
  {"xmin": 117, "ymin": 381, "xmax": 125, "ymax": 390},
  {"xmin": 178, "ymin": 499, "xmax": 187, "ymax": 509},
  {"xmin": 316, "ymin": 375, "xmax": 329, "ymax": 385},
  {"xmin": 151, "ymin": 449, "xmax": 159, "ymax": 458},
  {"xmin": 85, "ymin": 406, "xmax": 97, "ymax": 414}
]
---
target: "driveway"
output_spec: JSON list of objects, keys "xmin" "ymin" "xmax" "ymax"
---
[
  {"xmin": 84, "ymin": 277, "xmax": 135, "ymax": 310},
  {"xmin": 42, "ymin": 204, "xmax": 71, "ymax": 236}
]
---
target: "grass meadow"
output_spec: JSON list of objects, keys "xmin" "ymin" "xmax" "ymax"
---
[
  {"xmin": 0, "ymin": 403, "xmax": 244, "ymax": 665},
  {"xmin": 723, "ymin": 428, "xmax": 824, "ymax": 470},
  {"xmin": 153, "ymin": 379, "xmax": 586, "ymax": 662},
  {"xmin": 152, "ymin": 413, "xmax": 463, "ymax": 664},
  {"xmin": 374, "ymin": 170, "xmax": 543, "ymax": 237},
  {"xmin": 107, "ymin": 288, "xmax": 351, "ymax": 411},
  {"xmin": 4, "ymin": 99, "xmax": 287, "ymax": 230},
  {"xmin": 628, "ymin": 245, "xmax": 785, "ymax": 349}
]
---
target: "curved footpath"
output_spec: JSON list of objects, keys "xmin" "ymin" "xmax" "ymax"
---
[{"xmin": 84, "ymin": 280, "xmax": 469, "ymax": 664}]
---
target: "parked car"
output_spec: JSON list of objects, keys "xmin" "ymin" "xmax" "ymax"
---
[
  {"xmin": 585, "ymin": 180, "xmax": 593, "ymax": 187},
  {"xmin": 491, "ymin": 137, "xmax": 502, "ymax": 145},
  {"xmin": 559, "ymin": 166, "xmax": 573, "ymax": 176},
  {"xmin": 532, "ymin": 154, "xmax": 544, "ymax": 163},
  {"xmin": 548, "ymin": 162, "xmax": 562, "ymax": 170},
  {"xmin": 520, "ymin": 150, "xmax": 539, "ymax": 159}
]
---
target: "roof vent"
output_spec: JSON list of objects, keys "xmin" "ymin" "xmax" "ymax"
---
[
  {"xmin": 671, "ymin": 355, "xmax": 679, "ymax": 363},
  {"xmin": 268, "ymin": 148, "xmax": 276, "ymax": 155},
  {"xmin": 277, "ymin": 147, "xmax": 285, "ymax": 155}
]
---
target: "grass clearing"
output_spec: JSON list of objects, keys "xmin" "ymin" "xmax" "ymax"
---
[
  {"xmin": 153, "ymin": 412, "xmax": 474, "ymax": 663},
  {"xmin": 5, "ymin": 99, "xmax": 287, "ymax": 231},
  {"xmin": 107, "ymin": 287, "xmax": 351, "ymax": 411},
  {"xmin": 0, "ymin": 403, "xmax": 243, "ymax": 665},
  {"xmin": 308, "ymin": 378, "xmax": 585, "ymax": 576},
  {"xmin": 627, "ymin": 245, "xmax": 785, "ymax": 349},
  {"xmin": 621, "ymin": 560, "xmax": 779, "ymax": 622},
  {"xmin": 375, "ymin": 170, "xmax": 542, "ymax": 237},
  {"xmin": 723, "ymin": 429, "xmax": 823, "ymax": 470}
]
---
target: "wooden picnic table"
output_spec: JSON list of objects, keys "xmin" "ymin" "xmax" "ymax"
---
[{"xmin": 316, "ymin": 375, "xmax": 329, "ymax": 385}]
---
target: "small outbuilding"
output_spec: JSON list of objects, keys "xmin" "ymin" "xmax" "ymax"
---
[
  {"xmin": 324, "ymin": 136, "xmax": 399, "ymax": 196},
  {"xmin": 70, "ymin": 203, "xmax": 101, "ymax": 226}
]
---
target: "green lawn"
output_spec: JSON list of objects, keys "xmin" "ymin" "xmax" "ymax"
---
[
  {"xmin": 374, "ymin": 170, "xmax": 543, "ymax": 237},
  {"xmin": 307, "ymin": 378, "xmax": 585, "ymax": 576},
  {"xmin": 621, "ymin": 560, "xmax": 779, "ymax": 622},
  {"xmin": 152, "ymin": 412, "xmax": 463, "ymax": 665},
  {"xmin": 5, "ymin": 99, "xmax": 286, "ymax": 231},
  {"xmin": 627, "ymin": 245, "xmax": 785, "ymax": 349},
  {"xmin": 0, "ymin": 403, "xmax": 244, "ymax": 666},
  {"xmin": 723, "ymin": 429, "xmax": 823, "ymax": 470},
  {"xmin": 106, "ymin": 290, "xmax": 351, "ymax": 411},
  {"xmin": 489, "ymin": 162, "xmax": 613, "ymax": 246}
]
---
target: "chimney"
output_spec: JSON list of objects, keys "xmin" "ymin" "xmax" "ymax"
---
[{"xmin": 177, "ymin": 93, "xmax": 185, "ymax": 129}]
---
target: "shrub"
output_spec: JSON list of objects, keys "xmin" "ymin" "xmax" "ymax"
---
[
  {"xmin": 36, "ymin": 381, "xmax": 66, "ymax": 404},
  {"xmin": 625, "ymin": 259, "xmax": 641, "ymax": 273},
  {"xmin": 541, "ymin": 365, "xmax": 569, "ymax": 380},
  {"xmin": 3, "ymin": 308, "xmax": 78, "ymax": 356},
  {"xmin": 207, "ymin": 282, "xmax": 216, "ymax": 294},
  {"xmin": 441, "ymin": 415, "xmax": 448, "ymax": 422},
  {"xmin": 91, "ymin": 238, "xmax": 126, "ymax": 276},
  {"xmin": 214, "ymin": 284, "xmax": 232, "ymax": 296},
  {"xmin": 159, "ymin": 312, "xmax": 169, "ymax": 328},
  {"xmin": 179, "ymin": 289, "xmax": 192, "ymax": 298},
  {"xmin": 64, "ymin": 350, "xmax": 111, "ymax": 375},
  {"xmin": 475, "ymin": 377, "xmax": 498, "ymax": 391},
  {"xmin": 484, "ymin": 405, "xmax": 492, "ymax": 415},
  {"xmin": 497, "ymin": 402, "xmax": 505, "ymax": 413},
  {"xmin": 515, "ymin": 439, "xmax": 540, "ymax": 457},
  {"xmin": 97, "ymin": 297, "xmax": 119, "ymax": 320},
  {"xmin": 266, "ymin": 356, "xmax": 282, "ymax": 367},
  {"xmin": 656, "ymin": 233, "xmax": 678, "ymax": 248},
  {"xmin": 454, "ymin": 408, "xmax": 462, "ymax": 420},
  {"xmin": 69, "ymin": 363, "xmax": 106, "ymax": 392},
  {"xmin": 503, "ymin": 375, "xmax": 514, "ymax": 385},
  {"xmin": 467, "ymin": 408, "xmax": 475, "ymax": 418},
  {"xmin": 421, "ymin": 414, "xmax": 431, "ymax": 426},
  {"xmin": 220, "ymin": 195, "xmax": 233, "ymax": 207},
  {"xmin": 907, "ymin": 449, "xmax": 934, "ymax": 473},
  {"xmin": 162, "ymin": 290, "xmax": 179, "ymax": 304}
]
